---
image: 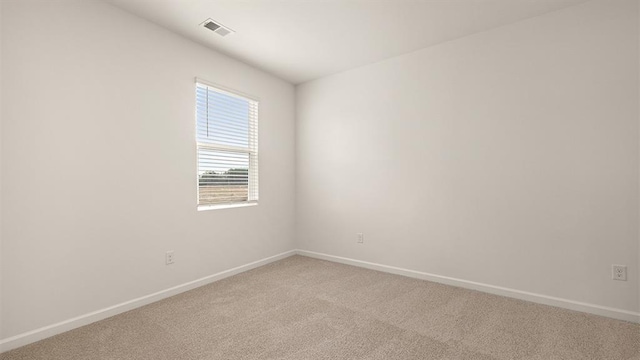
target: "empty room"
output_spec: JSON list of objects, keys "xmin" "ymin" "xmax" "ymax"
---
[{"xmin": 0, "ymin": 0, "xmax": 639, "ymax": 359}]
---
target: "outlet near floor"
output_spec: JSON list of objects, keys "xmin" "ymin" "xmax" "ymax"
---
[
  {"xmin": 611, "ymin": 265, "xmax": 626, "ymax": 281},
  {"xmin": 166, "ymin": 251, "xmax": 175, "ymax": 265},
  {"xmin": 357, "ymin": 233, "xmax": 364, "ymax": 244}
]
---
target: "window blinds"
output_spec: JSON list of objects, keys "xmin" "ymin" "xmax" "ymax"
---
[{"xmin": 196, "ymin": 81, "xmax": 258, "ymax": 207}]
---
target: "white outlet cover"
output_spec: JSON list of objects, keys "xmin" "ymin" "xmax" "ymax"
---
[
  {"xmin": 612, "ymin": 265, "xmax": 627, "ymax": 281},
  {"xmin": 166, "ymin": 251, "xmax": 175, "ymax": 265}
]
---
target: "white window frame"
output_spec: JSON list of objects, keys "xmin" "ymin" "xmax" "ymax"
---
[{"xmin": 195, "ymin": 78, "xmax": 259, "ymax": 211}]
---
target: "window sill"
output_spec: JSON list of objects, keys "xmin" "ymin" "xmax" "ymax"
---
[{"xmin": 197, "ymin": 202, "xmax": 258, "ymax": 211}]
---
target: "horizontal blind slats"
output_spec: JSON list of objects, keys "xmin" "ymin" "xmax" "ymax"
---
[
  {"xmin": 197, "ymin": 125, "xmax": 250, "ymax": 137},
  {"xmin": 196, "ymin": 82, "xmax": 258, "ymax": 206}
]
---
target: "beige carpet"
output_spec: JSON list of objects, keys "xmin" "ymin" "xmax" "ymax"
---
[{"xmin": 1, "ymin": 255, "xmax": 639, "ymax": 360}]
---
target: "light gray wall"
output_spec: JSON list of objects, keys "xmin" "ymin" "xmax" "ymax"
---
[
  {"xmin": 0, "ymin": 0, "xmax": 4, "ymax": 339},
  {"xmin": 296, "ymin": 0, "xmax": 639, "ymax": 313},
  {"xmin": 2, "ymin": 0, "xmax": 639, "ymax": 345},
  {"xmin": 0, "ymin": 0, "xmax": 296, "ymax": 339}
]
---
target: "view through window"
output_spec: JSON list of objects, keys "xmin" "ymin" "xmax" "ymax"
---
[{"xmin": 196, "ymin": 81, "xmax": 258, "ymax": 208}]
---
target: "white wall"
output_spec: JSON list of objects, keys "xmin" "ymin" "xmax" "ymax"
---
[
  {"xmin": 0, "ymin": 0, "xmax": 4, "ymax": 339},
  {"xmin": 0, "ymin": 0, "xmax": 295, "ymax": 340},
  {"xmin": 2, "ymin": 0, "xmax": 638, "ymax": 347},
  {"xmin": 297, "ymin": 0, "xmax": 639, "ymax": 315}
]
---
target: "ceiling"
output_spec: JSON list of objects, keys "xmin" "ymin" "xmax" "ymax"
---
[{"xmin": 106, "ymin": 0, "xmax": 589, "ymax": 84}]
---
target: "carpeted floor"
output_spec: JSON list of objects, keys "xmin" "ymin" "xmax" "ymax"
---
[{"xmin": 1, "ymin": 255, "xmax": 639, "ymax": 360}]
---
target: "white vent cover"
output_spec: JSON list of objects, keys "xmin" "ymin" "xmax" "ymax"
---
[{"xmin": 201, "ymin": 18, "xmax": 235, "ymax": 37}]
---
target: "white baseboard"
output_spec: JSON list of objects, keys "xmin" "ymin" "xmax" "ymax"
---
[
  {"xmin": 0, "ymin": 250, "xmax": 297, "ymax": 353},
  {"xmin": 296, "ymin": 249, "xmax": 640, "ymax": 324},
  {"xmin": 2, "ymin": 248, "xmax": 637, "ymax": 354}
]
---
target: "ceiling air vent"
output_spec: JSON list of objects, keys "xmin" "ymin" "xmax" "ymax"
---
[{"xmin": 201, "ymin": 19, "xmax": 235, "ymax": 37}]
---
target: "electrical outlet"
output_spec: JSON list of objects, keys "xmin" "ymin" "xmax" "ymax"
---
[
  {"xmin": 357, "ymin": 233, "xmax": 364, "ymax": 244},
  {"xmin": 166, "ymin": 251, "xmax": 175, "ymax": 265},
  {"xmin": 612, "ymin": 265, "xmax": 626, "ymax": 281}
]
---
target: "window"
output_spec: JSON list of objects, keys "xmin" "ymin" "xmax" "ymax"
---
[{"xmin": 196, "ymin": 80, "xmax": 258, "ymax": 209}]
